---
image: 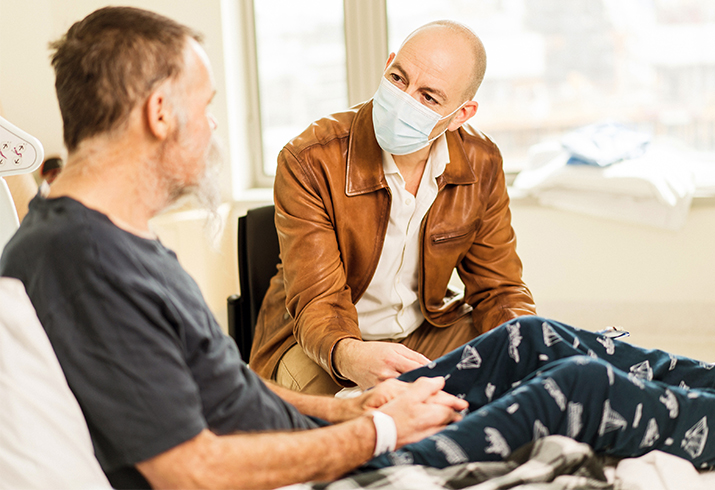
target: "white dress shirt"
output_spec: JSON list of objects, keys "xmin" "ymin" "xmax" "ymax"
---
[{"xmin": 355, "ymin": 135, "xmax": 450, "ymax": 340}]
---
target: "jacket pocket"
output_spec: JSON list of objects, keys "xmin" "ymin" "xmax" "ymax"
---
[{"xmin": 430, "ymin": 221, "xmax": 478, "ymax": 245}]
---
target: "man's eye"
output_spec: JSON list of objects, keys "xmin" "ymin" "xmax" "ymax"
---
[
  {"xmin": 389, "ymin": 73, "xmax": 403, "ymax": 84},
  {"xmin": 423, "ymin": 93, "xmax": 437, "ymax": 105}
]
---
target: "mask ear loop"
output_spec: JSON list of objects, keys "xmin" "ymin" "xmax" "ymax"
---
[{"xmin": 426, "ymin": 100, "xmax": 469, "ymax": 145}]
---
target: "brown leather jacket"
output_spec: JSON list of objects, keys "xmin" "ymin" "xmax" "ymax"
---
[{"xmin": 250, "ymin": 101, "xmax": 535, "ymax": 385}]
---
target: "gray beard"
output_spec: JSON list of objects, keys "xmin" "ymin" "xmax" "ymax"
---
[
  {"xmin": 160, "ymin": 134, "xmax": 225, "ymax": 245},
  {"xmin": 194, "ymin": 135, "xmax": 224, "ymax": 243}
]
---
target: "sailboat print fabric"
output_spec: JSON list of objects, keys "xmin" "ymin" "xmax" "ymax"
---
[{"xmin": 363, "ymin": 316, "xmax": 715, "ymax": 471}]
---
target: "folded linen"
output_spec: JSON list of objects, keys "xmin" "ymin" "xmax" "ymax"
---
[{"xmin": 513, "ymin": 137, "xmax": 698, "ymax": 230}]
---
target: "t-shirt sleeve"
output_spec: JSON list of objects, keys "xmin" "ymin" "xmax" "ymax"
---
[{"xmin": 42, "ymin": 270, "xmax": 207, "ymax": 472}]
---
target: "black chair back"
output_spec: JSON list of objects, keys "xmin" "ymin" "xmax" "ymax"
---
[{"xmin": 227, "ymin": 204, "xmax": 280, "ymax": 362}]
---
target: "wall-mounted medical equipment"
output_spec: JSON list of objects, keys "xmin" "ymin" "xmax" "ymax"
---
[{"xmin": 0, "ymin": 116, "xmax": 44, "ymax": 251}]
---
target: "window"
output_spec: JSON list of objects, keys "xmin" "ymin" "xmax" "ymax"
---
[
  {"xmin": 253, "ymin": 0, "xmax": 347, "ymax": 179},
  {"xmin": 230, "ymin": 0, "xmax": 715, "ymax": 190},
  {"xmin": 387, "ymin": 0, "xmax": 715, "ymax": 172}
]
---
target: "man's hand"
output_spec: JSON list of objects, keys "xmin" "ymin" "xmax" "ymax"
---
[
  {"xmin": 334, "ymin": 338, "xmax": 430, "ymax": 390},
  {"xmin": 322, "ymin": 377, "xmax": 468, "ymax": 424},
  {"xmin": 377, "ymin": 376, "xmax": 467, "ymax": 447}
]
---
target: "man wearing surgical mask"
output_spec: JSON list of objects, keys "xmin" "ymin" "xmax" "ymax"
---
[{"xmin": 251, "ymin": 20, "xmax": 536, "ymax": 394}]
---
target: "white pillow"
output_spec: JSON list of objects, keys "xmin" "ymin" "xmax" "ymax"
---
[
  {"xmin": 0, "ymin": 177, "xmax": 20, "ymax": 253},
  {"xmin": 0, "ymin": 277, "xmax": 111, "ymax": 490}
]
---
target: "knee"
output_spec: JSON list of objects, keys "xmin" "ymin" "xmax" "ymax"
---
[
  {"xmin": 475, "ymin": 316, "xmax": 548, "ymax": 352},
  {"xmin": 275, "ymin": 344, "xmax": 341, "ymax": 395},
  {"xmin": 503, "ymin": 315, "xmax": 550, "ymax": 343},
  {"xmin": 545, "ymin": 356, "xmax": 611, "ymax": 388},
  {"xmin": 506, "ymin": 315, "xmax": 551, "ymax": 330},
  {"xmin": 503, "ymin": 315, "xmax": 543, "ymax": 327}
]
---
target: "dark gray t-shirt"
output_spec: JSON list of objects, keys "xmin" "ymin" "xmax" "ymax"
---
[{"xmin": 1, "ymin": 196, "xmax": 314, "ymax": 488}]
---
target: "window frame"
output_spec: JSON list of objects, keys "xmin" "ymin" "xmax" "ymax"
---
[{"xmin": 225, "ymin": 0, "xmax": 388, "ymax": 193}]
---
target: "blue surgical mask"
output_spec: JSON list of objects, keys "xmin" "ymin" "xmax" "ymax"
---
[{"xmin": 372, "ymin": 76, "xmax": 466, "ymax": 155}]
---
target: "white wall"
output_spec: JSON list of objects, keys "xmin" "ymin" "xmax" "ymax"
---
[
  {"xmin": 0, "ymin": 0, "xmax": 231, "ymax": 200},
  {"xmin": 2, "ymin": 1, "xmax": 714, "ymax": 361},
  {"xmin": 0, "ymin": 0, "xmax": 239, "ymax": 327},
  {"xmin": 512, "ymin": 199, "xmax": 715, "ymax": 361}
]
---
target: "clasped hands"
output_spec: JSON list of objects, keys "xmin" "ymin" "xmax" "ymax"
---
[{"xmin": 334, "ymin": 339, "xmax": 468, "ymax": 448}]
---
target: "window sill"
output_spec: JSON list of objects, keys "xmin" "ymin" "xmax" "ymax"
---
[
  {"xmin": 507, "ymin": 186, "xmax": 715, "ymax": 206},
  {"xmin": 233, "ymin": 185, "xmax": 715, "ymax": 209}
]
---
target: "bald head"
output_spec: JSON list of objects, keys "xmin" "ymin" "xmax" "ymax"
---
[{"xmin": 400, "ymin": 20, "xmax": 486, "ymax": 101}]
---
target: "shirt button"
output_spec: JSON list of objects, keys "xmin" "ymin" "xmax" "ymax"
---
[{"xmin": 405, "ymin": 198, "xmax": 412, "ymax": 205}]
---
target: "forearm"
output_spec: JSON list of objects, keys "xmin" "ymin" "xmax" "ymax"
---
[
  {"xmin": 215, "ymin": 421, "xmax": 375, "ymax": 488},
  {"xmin": 294, "ymin": 320, "xmax": 360, "ymax": 385},
  {"xmin": 138, "ymin": 378, "xmax": 468, "ymax": 489},
  {"xmin": 138, "ymin": 421, "xmax": 376, "ymax": 490},
  {"xmin": 267, "ymin": 381, "xmax": 359, "ymax": 423}
]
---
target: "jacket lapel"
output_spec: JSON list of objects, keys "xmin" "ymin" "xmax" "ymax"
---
[
  {"xmin": 439, "ymin": 129, "xmax": 479, "ymax": 188},
  {"xmin": 345, "ymin": 101, "xmax": 388, "ymax": 196}
]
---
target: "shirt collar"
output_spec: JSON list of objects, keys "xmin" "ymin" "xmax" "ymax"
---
[{"xmin": 429, "ymin": 134, "xmax": 449, "ymax": 180}]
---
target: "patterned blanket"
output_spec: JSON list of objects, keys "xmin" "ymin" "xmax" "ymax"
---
[
  {"xmin": 279, "ymin": 434, "xmax": 715, "ymax": 490},
  {"xmin": 290, "ymin": 436, "xmax": 615, "ymax": 490}
]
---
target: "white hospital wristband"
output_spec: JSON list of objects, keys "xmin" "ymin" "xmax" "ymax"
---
[{"xmin": 369, "ymin": 410, "xmax": 397, "ymax": 456}]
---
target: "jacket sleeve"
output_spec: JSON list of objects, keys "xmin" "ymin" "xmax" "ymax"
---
[
  {"xmin": 273, "ymin": 146, "xmax": 361, "ymax": 386},
  {"xmin": 458, "ymin": 146, "xmax": 536, "ymax": 333}
]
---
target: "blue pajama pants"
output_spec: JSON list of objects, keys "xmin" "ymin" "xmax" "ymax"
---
[{"xmin": 364, "ymin": 316, "xmax": 715, "ymax": 470}]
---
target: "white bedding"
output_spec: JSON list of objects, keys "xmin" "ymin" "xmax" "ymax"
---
[
  {"xmin": 0, "ymin": 278, "xmax": 111, "ymax": 490},
  {"xmin": 281, "ymin": 436, "xmax": 715, "ymax": 490}
]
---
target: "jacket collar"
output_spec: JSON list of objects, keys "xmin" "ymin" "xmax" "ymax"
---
[{"xmin": 345, "ymin": 101, "xmax": 478, "ymax": 197}]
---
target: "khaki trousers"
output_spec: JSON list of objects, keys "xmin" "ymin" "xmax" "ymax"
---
[{"xmin": 274, "ymin": 316, "xmax": 479, "ymax": 395}]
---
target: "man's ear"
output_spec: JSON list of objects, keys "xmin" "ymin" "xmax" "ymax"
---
[
  {"xmin": 145, "ymin": 88, "xmax": 172, "ymax": 141},
  {"xmin": 448, "ymin": 101, "xmax": 478, "ymax": 131},
  {"xmin": 384, "ymin": 52, "xmax": 396, "ymax": 71}
]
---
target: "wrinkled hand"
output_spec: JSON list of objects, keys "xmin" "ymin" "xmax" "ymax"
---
[
  {"xmin": 357, "ymin": 377, "xmax": 465, "ymax": 411},
  {"xmin": 334, "ymin": 339, "xmax": 430, "ymax": 390},
  {"xmin": 377, "ymin": 377, "xmax": 468, "ymax": 447},
  {"xmin": 335, "ymin": 377, "xmax": 466, "ymax": 423}
]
